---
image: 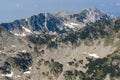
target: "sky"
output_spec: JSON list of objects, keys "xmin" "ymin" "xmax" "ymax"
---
[{"xmin": 0, "ymin": 0, "xmax": 120, "ymax": 23}]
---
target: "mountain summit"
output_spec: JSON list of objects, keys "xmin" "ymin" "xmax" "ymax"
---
[{"xmin": 0, "ymin": 8, "xmax": 110, "ymax": 36}]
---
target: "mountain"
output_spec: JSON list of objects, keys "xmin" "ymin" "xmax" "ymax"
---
[
  {"xmin": 0, "ymin": 8, "xmax": 119, "ymax": 80},
  {"xmin": 0, "ymin": 8, "xmax": 110, "ymax": 36}
]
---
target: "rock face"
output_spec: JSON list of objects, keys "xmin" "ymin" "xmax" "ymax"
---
[
  {"xmin": 0, "ymin": 8, "xmax": 110, "ymax": 36},
  {"xmin": 0, "ymin": 8, "xmax": 119, "ymax": 80}
]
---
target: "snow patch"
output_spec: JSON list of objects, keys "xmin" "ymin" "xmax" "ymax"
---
[
  {"xmin": 67, "ymin": 64, "xmax": 70, "ymax": 67},
  {"xmin": 15, "ymin": 75, "xmax": 21, "ymax": 78},
  {"xmin": 64, "ymin": 22, "xmax": 79, "ymax": 28},
  {"xmin": 11, "ymin": 45, "xmax": 16, "ymax": 48},
  {"xmin": 22, "ymin": 50, "xmax": 27, "ymax": 53},
  {"xmin": 23, "ymin": 71, "xmax": 31, "ymax": 74},
  {"xmin": 29, "ymin": 67, "xmax": 32, "ymax": 70},
  {"xmin": 70, "ymin": 23, "xmax": 79, "ymax": 26},
  {"xmin": 83, "ymin": 52, "xmax": 99, "ymax": 58},
  {"xmin": 88, "ymin": 53, "xmax": 99, "ymax": 58},
  {"xmin": 13, "ymin": 33, "xmax": 20, "ymax": 36},
  {"xmin": 10, "ymin": 31, "xmax": 26, "ymax": 37},
  {"xmin": 0, "ymin": 72, "xmax": 13, "ymax": 77},
  {"xmin": 21, "ymin": 33, "xmax": 26, "ymax": 36},
  {"xmin": 14, "ymin": 33, "xmax": 26, "ymax": 36},
  {"xmin": 0, "ymin": 51, "xmax": 5, "ymax": 53},
  {"xmin": 23, "ymin": 67, "xmax": 31, "ymax": 74},
  {"xmin": 22, "ymin": 26, "xmax": 32, "ymax": 33},
  {"xmin": 49, "ymin": 31, "xmax": 57, "ymax": 35}
]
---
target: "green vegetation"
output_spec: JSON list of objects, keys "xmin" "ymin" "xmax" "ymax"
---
[
  {"xmin": 28, "ymin": 18, "xmax": 120, "ymax": 48},
  {"xmin": 85, "ymin": 52, "xmax": 120, "ymax": 80},
  {"xmin": 28, "ymin": 34, "xmax": 57, "ymax": 45},
  {"xmin": 28, "ymin": 18, "xmax": 120, "ymax": 80},
  {"xmin": 68, "ymin": 59, "xmax": 83, "ymax": 68},
  {"xmin": 64, "ymin": 69, "xmax": 85, "ymax": 80},
  {"xmin": 7, "ymin": 52, "xmax": 33, "ymax": 72},
  {"xmin": 44, "ymin": 60, "xmax": 50, "ymax": 66},
  {"xmin": 28, "ymin": 34, "xmax": 58, "ymax": 52},
  {"xmin": 4, "ymin": 77, "xmax": 13, "ymax": 80},
  {"xmin": 49, "ymin": 61, "xmax": 63, "ymax": 77},
  {"xmin": 113, "ymin": 18, "xmax": 120, "ymax": 32},
  {"xmin": 28, "ymin": 34, "xmax": 50, "ymax": 45},
  {"xmin": 38, "ymin": 59, "xmax": 63, "ymax": 78},
  {"xmin": 64, "ymin": 52, "xmax": 120, "ymax": 80},
  {"xmin": 60, "ymin": 19, "xmax": 112, "ymax": 46},
  {"xmin": 37, "ymin": 58, "xmax": 44, "ymax": 66},
  {"xmin": 42, "ymin": 72, "xmax": 49, "ymax": 76},
  {"xmin": 47, "ymin": 41, "xmax": 58, "ymax": 49}
]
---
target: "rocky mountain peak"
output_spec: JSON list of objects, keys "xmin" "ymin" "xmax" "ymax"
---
[{"xmin": 0, "ymin": 8, "xmax": 110, "ymax": 36}]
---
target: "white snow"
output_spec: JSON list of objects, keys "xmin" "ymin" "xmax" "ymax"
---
[
  {"xmin": 88, "ymin": 53, "xmax": 99, "ymax": 58},
  {"xmin": 83, "ymin": 52, "xmax": 99, "ymax": 58},
  {"xmin": 67, "ymin": 64, "xmax": 70, "ymax": 67},
  {"xmin": 23, "ymin": 71, "xmax": 31, "ymax": 74},
  {"xmin": 10, "ymin": 31, "xmax": 19, "ymax": 36},
  {"xmin": 23, "ymin": 67, "xmax": 32, "ymax": 74},
  {"xmin": 0, "ymin": 72, "xmax": 13, "ymax": 77},
  {"xmin": 22, "ymin": 26, "xmax": 32, "ymax": 33},
  {"xmin": 49, "ymin": 31, "xmax": 57, "ymax": 35},
  {"xmin": 70, "ymin": 23, "xmax": 79, "ymax": 26},
  {"xmin": 21, "ymin": 33, "xmax": 26, "ymax": 36},
  {"xmin": 10, "ymin": 31, "xmax": 26, "ymax": 37},
  {"xmin": 64, "ymin": 22, "xmax": 79, "ymax": 28},
  {"xmin": 11, "ymin": 45, "xmax": 16, "ymax": 48},
  {"xmin": 13, "ymin": 33, "xmax": 26, "ymax": 36},
  {"xmin": 22, "ymin": 50, "xmax": 27, "ymax": 53},
  {"xmin": 15, "ymin": 75, "xmax": 21, "ymax": 78},
  {"xmin": 13, "ymin": 33, "xmax": 19, "ymax": 36},
  {"xmin": 29, "ymin": 67, "xmax": 32, "ymax": 70},
  {"xmin": 0, "ymin": 51, "xmax": 5, "ymax": 53}
]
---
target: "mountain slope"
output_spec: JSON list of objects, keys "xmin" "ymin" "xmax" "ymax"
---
[{"xmin": 0, "ymin": 8, "xmax": 119, "ymax": 80}]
